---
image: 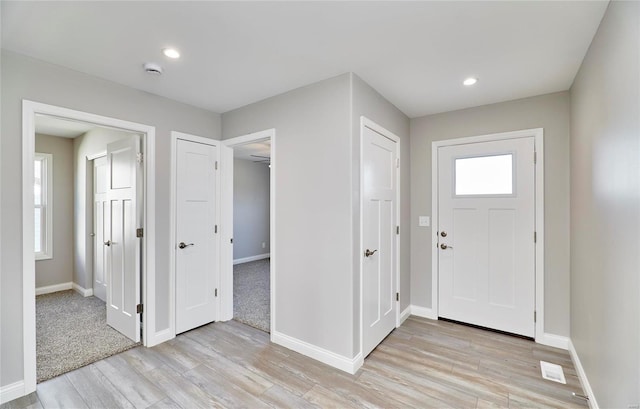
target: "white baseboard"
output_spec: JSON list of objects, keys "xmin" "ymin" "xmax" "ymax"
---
[
  {"xmin": 72, "ymin": 283, "xmax": 93, "ymax": 297},
  {"xmin": 569, "ymin": 340, "xmax": 599, "ymax": 409},
  {"xmin": 0, "ymin": 381, "xmax": 25, "ymax": 405},
  {"xmin": 410, "ymin": 305, "xmax": 438, "ymax": 320},
  {"xmin": 272, "ymin": 330, "xmax": 362, "ymax": 374},
  {"xmin": 233, "ymin": 253, "xmax": 270, "ymax": 265},
  {"xmin": 35, "ymin": 282, "xmax": 72, "ymax": 295},
  {"xmin": 536, "ymin": 332, "xmax": 569, "ymax": 350},
  {"xmin": 399, "ymin": 305, "xmax": 411, "ymax": 325}
]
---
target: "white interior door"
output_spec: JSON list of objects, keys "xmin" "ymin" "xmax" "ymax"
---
[
  {"xmin": 93, "ymin": 155, "xmax": 108, "ymax": 302},
  {"xmin": 362, "ymin": 125, "xmax": 398, "ymax": 357},
  {"xmin": 106, "ymin": 136, "xmax": 142, "ymax": 342},
  {"xmin": 437, "ymin": 137, "xmax": 535, "ymax": 337},
  {"xmin": 175, "ymin": 139, "xmax": 218, "ymax": 334}
]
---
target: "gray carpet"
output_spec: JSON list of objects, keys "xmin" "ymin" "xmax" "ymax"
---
[
  {"xmin": 233, "ymin": 258, "xmax": 270, "ymax": 333},
  {"xmin": 36, "ymin": 290, "xmax": 138, "ymax": 383}
]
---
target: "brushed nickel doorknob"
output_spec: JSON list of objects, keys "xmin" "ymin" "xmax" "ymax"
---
[
  {"xmin": 440, "ymin": 243, "xmax": 453, "ymax": 250},
  {"xmin": 364, "ymin": 249, "xmax": 378, "ymax": 257},
  {"xmin": 178, "ymin": 242, "xmax": 194, "ymax": 249},
  {"xmin": 104, "ymin": 240, "xmax": 111, "ymax": 247}
]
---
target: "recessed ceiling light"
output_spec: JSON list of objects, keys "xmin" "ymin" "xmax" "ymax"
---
[
  {"xmin": 463, "ymin": 77, "xmax": 478, "ymax": 86},
  {"xmin": 162, "ymin": 48, "xmax": 180, "ymax": 59}
]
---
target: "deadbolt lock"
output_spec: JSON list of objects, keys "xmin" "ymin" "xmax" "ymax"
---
[{"xmin": 440, "ymin": 231, "xmax": 447, "ymax": 237}]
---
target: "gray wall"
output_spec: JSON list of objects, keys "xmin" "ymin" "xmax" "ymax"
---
[
  {"xmin": 570, "ymin": 1, "xmax": 640, "ymax": 406},
  {"xmin": 74, "ymin": 128, "xmax": 137, "ymax": 290},
  {"xmin": 233, "ymin": 158, "xmax": 270, "ymax": 260},
  {"xmin": 410, "ymin": 91, "xmax": 571, "ymax": 337},
  {"xmin": 223, "ymin": 73, "xmax": 410, "ymax": 359},
  {"xmin": 223, "ymin": 74, "xmax": 355, "ymax": 357},
  {"xmin": 0, "ymin": 50, "xmax": 220, "ymax": 387},
  {"xmin": 350, "ymin": 74, "xmax": 410, "ymax": 355},
  {"xmin": 34, "ymin": 134, "xmax": 74, "ymax": 288}
]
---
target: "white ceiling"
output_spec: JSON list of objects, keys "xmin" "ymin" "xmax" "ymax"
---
[
  {"xmin": 234, "ymin": 141, "xmax": 271, "ymax": 163},
  {"xmin": 1, "ymin": 1, "xmax": 607, "ymax": 118}
]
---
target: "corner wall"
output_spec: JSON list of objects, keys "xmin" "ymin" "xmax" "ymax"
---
[
  {"xmin": 570, "ymin": 1, "xmax": 640, "ymax": 406},
  {"xmin": 409, "ymin": 91, "xmax": 571, "ymax": 337}
]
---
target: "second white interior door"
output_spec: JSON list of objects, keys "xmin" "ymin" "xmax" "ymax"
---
[
  {"xmin": 93, "ymin": 155, "xmax": 108, "ymax": 302},
  {"xmin": 175, "ymin": 139, "xmax": 219, "ymax": 334}
]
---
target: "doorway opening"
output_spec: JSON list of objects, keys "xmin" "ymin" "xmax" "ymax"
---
[
  {"xmin": 21, "ymin": 101, "xmax": 156, "ymax": 394},
  {"xmin": 221, "ymin": 129, "xmax": 275, "ymax": 336}
]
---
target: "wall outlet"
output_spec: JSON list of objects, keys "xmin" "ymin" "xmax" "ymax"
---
[{"xmin": 262, "ymin": 242, "xmax": 266, "ymax": 249}]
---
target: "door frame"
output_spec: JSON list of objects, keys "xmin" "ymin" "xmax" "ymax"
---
[
  {"xmin": 88, "ymin": 151, "xmax": 107, "ymax": 301},
  {"xmin": 431, "ymin": 128, "xmax": 545, "ymax": 343},
  {"xmin": 21, "ymin": 100, "xmax": 156, "ymax": 395},
  {"xmin": 168, "ymin": 131, "xmax": 222, "ymax": 337},
  {"xmin": 221, "ymin": 129, "xmax": 276, "ymax": 334},
  {"xmin": 359, "ymin": 117, "xmax": 401, "ymax": 358}
]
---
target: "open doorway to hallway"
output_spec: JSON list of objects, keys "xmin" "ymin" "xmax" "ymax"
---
[{"xmin": 231, "ymin": 141, "xmax": 271, "ymax": 333}]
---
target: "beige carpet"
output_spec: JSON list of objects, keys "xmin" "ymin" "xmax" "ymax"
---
[
  {"xmin": 233, "ymin": 259, "xmax": 270, "ymax": 332},
  {"xmin": 36, "ymin": 290, "xmax": 138, "ymax": 383}
]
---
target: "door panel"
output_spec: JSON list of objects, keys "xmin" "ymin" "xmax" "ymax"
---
[
  {"xmin": 105, "ymin": 136, "xmax": 141, "ymax": 342},
  {"xmin": 175, "ymin": 139, "xmax": 218, "ymax": 334},
  {"xmin": 363, "ymin": 125, "xmax": 397, "ymax": 358},
  {"xmin": 438, "ymin": 137, "xmax": 535, "ymax": 337},
  {"xmin": 93, "ymin": 156, "xmax": 107, "ymax": 302}
]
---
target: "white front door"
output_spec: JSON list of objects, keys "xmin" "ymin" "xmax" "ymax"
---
[
  {"xmin": 362, "ymin": 124, "xmax": 398, "ymax": 357},
  {"xmin": 175, "ymin": 139, "xmax": 218, "ymax": 334},
  {"xmin": 437, "ymin": 137, "xmax": 535, "ymax": 337},
  {"xmin": 93, "ymin": 155, "xmax": 108, "ymax": 302},
  {"xmin": 105, "ymin": 136, "xmax": 142, "ymax": 342}
]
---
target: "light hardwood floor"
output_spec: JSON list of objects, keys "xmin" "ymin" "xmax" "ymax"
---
[{"xmin": 3, "ymin": 316, "xmax": 587, "ymax": 408}]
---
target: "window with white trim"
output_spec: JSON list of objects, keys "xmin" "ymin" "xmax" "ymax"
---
[{"xmin": 35, "ymin": 153, "xmax": 53, "ymax": 260}]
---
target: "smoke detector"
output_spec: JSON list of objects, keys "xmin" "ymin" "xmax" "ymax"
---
[{"xmin": 143, "ymin": 62, "xmax": 163, "ymax": 75}]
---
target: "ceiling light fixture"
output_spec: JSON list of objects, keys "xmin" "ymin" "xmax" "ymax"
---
[
  {"xmin": 463, "ymin": 77, "xmax": 478, "ymax": 86},
  {"xmin": 162, "ymin": 48, "xmax": 180, "ymax": 59}
]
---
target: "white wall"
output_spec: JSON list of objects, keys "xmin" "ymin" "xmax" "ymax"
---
[
  {"xmin": 73, "ymin": 128, "xmax": 138, "ymax": 290},
  {"xmin": 0, "ymin": 50, "xmax": 220, "ymax": 387},
  {"xmin": 233, "ymin": 158, "xmax": 270, "ymax": 260},
  {"xmin": 34, "ymin": 134, "xmax": 74, "ymax": 288},
  {"xmin": 409, "ymin": 91, "xmax": 571, "ymax": 337},
  {"xmin": 223, "ymin": 73, "xmax": 355, "ymax": 357},
  {"xmin": 570, "ymin": 1, "xmax": 640, "ymax": 406}
]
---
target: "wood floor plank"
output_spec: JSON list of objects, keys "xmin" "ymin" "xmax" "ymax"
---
[
  {"xmin": 0, "ymin": 392, "xmax": 42, "ymax": 409},
  {"xmin": 141, "ymin": 364, "xmax": 222, "ymax": 409},
  {"xmin": 93, "ymin": 354, "xmax": 166, "ymax": 408},
  {"xmin": 145, "ymin": 397, "xmax": 183, "ymax": 409},
  {"xmin": 36, "ymin": 375, "xmax": 89, "ymax": 409},
  {"xmin": 65, "ymin": 364, "xmax": 135, "ymax": 409},
  {"xmin": 258, "ymin": 385, "xmax": 320, "ymax": 409}
]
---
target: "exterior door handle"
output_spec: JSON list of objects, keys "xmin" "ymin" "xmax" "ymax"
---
[
  {"xmin": 440, "ymin": 243, "xmax": 453, "ymax": 250},
  {"xmin": 178, "ymin": 242, "xmax": 194, "ymax": 249},
  {"xmin": 104, "ymin": 240, "xmax": 111, "ymax": 247},
  {"xmin": 364, "ymin": 249, "xmax": 378, "ymax": 257}
]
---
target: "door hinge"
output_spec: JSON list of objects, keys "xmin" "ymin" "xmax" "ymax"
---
[
  {"xmin": 396, "ymin": 292, "xmax": 399, "ymax": 302},
  {"xmin": 534, "ymin": 231, "xmax": 537, "ymax": 243},
  {"xmin": 230, "ymin": 238, "xmax": 233, "ymax": 243},
  {"xmin": 534, "ymin": 151, "xmax": 537, "ymax": 164},
  {"xmin": 215, "ymin": 225, "xmax": 218, "ymax": 234},
  {"xmin": 215, "ymin": 161, "xmax": 218, "ymax": 170},
  {"xmin": 215, "ymin": 288, "xmax": 218, "ymax": 297},
  {"xmin": 136, "ymin": 228, "xmax": 143, "ymax": 238},
  {"xmin": 534, "ymin": 310, "xmax": 537, "ymax": 322},
  {"xmin": 137, "ymin": 152, "xmax": 143, "ymax": 164},
  {"xmin": 396, "ymin": 226, "xmax": 400, "ymax": 235},
  {"xmin": 137, "ymin": 304, "xmax": 143, "ymax": 314},
  {"xmin": 396, "ymin": 158, "xmax": 400, "ymax": 168}
]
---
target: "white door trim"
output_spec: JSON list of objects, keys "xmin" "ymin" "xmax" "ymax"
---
[
  {"xmin": 169, "ymin": 131, "xmax": 222, "ymax": 338},
  {"xmin": 21, "ymin": 100, "xmax": 157, "ymax": 397},
  {"xmin": 359, "ymin": 117, "xmax": 401, "ymax": 360},
  {"xmin": 222, "ymin": 129, "xmax": 276, "ymax": 334},
  {"xmin": 431, "ymin": 128, "xmax": 544, "ymax": 342}
]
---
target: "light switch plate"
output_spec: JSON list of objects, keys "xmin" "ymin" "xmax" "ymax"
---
[{"xmin": 419, "ymin": 216, "xmax": 430, "ymax": 227}]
